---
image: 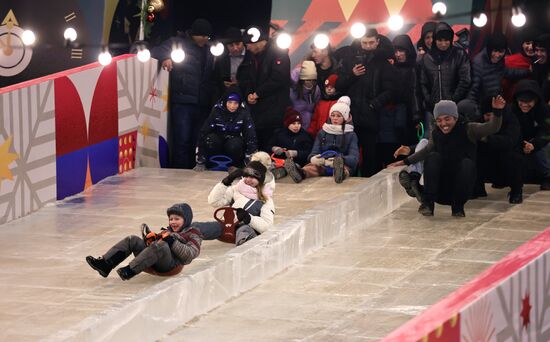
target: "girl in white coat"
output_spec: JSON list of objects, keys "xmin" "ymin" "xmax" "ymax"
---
[{"xmin": 196, "ymin": 161, "xmax": 275, "ymax": 245}]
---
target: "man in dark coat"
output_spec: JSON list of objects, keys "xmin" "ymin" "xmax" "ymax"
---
[
  {"xmin": 152, "ymin": 18, "xmax": 215, "ymax": 169},
  {"xmin": 474, "ymin": 96, "xmax": 523, "ymax": 203},
  {"xmin": 212, "ymin": 27, "xmax": 246, "ymax": 105},
  {"xmin": 310, "ymin": 44, "xmax": 342, "ymax": 100},
  {"xmin": 390, "ymin": 99, "xmax": 504, "ymax": 217},
  {"xmin": 237, "ymin": 26, "xmax": 291, "ymax": 151},
  {"xmin": 419, "ymin": 22, "xmax": 471, "ymax": 114},
  {"xmin": 511, "ymin": 80, "xmax": 550, "ymax": 190},
  {"xmin": 335, "ymin": 28, "xmax": 397, "ymax": 176}
]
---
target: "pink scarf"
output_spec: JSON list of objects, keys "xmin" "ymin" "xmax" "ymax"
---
[{"xmin": 236, "ymin": 179, "xmax": 271, "ymax": 200}]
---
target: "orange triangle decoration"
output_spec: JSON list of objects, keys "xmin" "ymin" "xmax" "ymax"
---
[
  {"xmin": 338, "ymin": 0, "xmax": 360, "ymax": 21},
  {"xmin": 383, "ymin": 0, "xmax": 407, "ymax": 14},
  {"xmin": 84, "ymin": 157, "xmax": 93, "ymax": 190}
]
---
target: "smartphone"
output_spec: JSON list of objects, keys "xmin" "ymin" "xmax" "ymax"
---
[{"xmin": 355, "ymin": 55, "xmax": 365, "ymax": 66}]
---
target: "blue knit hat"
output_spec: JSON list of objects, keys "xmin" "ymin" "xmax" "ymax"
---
[{"xmin": 227, "ymin": 93, "xmax": 241, "ymax": 103}]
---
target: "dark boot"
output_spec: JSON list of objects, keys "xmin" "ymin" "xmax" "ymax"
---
[
  {"xmin": 408, "ymin": 172, "xmax": 423, "ymax": 203},
  {"xmin": 284, "ymin": 159, "xmax": 304, "ymax": 183},
  {"xmin": 508, "ymin": 189, "xmax": 523, "ymax": 204},
  {"xmin": 141, "ymin": 223, "xmax": 151, "ymax": 243},
  {"xmin": 86, "ymin": 256, "xmax": 112, "ymax": 278},
  {"xmin": 272, "ymin": 167, "xmax": 287, "ymax": 180},
  {"xmin": 451, "ymin": 203, "xmax": 466, "ymax": 217},
  {"xmin": 86, "ymin": 251, "xmax": 127, "ymax": 278},
  {"xmin": 418, "ymin": 201, "xmax": 434, "ymax": 216},
  {"xmin": 398, "ymin": 170, "xmax": 415, "ymax": 198},
  {"xmin": 333, "ymin": 156, "xmax": 346, "ymax": 184},
  {"xmin": 117, "ymin": 265, "xmax": 137, "ymax": 280},
  {"xmin": 541, "ymin": 177, "xmax": 550, "ymax": 191}
]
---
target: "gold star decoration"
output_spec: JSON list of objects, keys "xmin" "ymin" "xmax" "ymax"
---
[{"xmin": 0, "ymin": 136, "xmax": 19, "ymax": 185}]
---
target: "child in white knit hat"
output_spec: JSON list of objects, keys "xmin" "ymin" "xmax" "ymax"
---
[{"xmin": 284, "ymin": 96, "xmax": 359, "ymax": 183}]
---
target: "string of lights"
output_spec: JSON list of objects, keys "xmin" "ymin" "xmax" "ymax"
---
[{"xmin": 6, "ymin": 1, "xmax": 530, "ymax": 67}]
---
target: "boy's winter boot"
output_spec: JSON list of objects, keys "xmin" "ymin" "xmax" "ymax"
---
[
  {"xmin": 141, "ymin": 223, "xmax": 151, "ymax": 242},
  {"xmin": 284, "ymin": 159, "xmax": 304, "ymax": 183},
  {"xmin": 272, "ymin": 167, "xmax": 287, "ymax": 180},
  {"xmin": 86, "ymin": 256, "xmax": 112, "ymax": 278},
  {"xmin": 418, "ymin": 200, "xmax": 434, "ymax": 216},
  {"xmin": 333, "ymin": 156, "xmax": 346, "ymax": 184},
  {"xmin": 117, "ymin": 265, "xmax": 137, "ymax": 280},
  {"xmin": 86, "ymin": 250, "xmax": 127, "ymax": 278}
]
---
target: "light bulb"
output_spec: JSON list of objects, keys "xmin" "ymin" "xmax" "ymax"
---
[
  {"xmin": 64, "ymin": 27, "xmax": 77, "ymax": 42},
  {"xmin": 210, "ymin": 42, "xmax": 224, "ymax": 56},
  {"xmin": 432, "ymin": 2, "xmax": 447, "ymax": 16},
  {"xmin": 22, "ymin": 30, "xmax": 36, "ymax": 45},
  {"xmin": 137, "ymin": 48, "xmax": 151, "ymax": 62},
  {"xmin": 98, "ymin": 51, "xmax": 112, "ymax": 66},
  {"xmin": 313, "ymin": 33, "xmax": 329, "ymax": 49},
  {"xmin": 247, "ymin": 27, "xmax": 261, "ymax": 43},
  {"xmin": 350, "ymin": 23, "xmax": 366, "ymax": 39},
  {"xmin": 387, "ymin": 15, "xmax": 404, "ymax": 31},
  {"xmin": 473, "ymin": 13, "xmax": 487, "ymax": 27},
  {"xmin": 276, "ymin": 33, "xmax": 292, "ymax": 49},
  {"xmin": 171, "ymin": 48, "xmax": 185, "ymax": 63},
  {"xmin": 511, "ymin": 12, "xmax": 526, "ymax": 27}
]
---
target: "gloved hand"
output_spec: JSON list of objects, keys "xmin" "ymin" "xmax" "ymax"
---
[
  {"xmin": 324, "ymin": 157, "xmax": 334, "ymax": 168},
  {"xmin": 193, "ymin": 163, "xmax": 206, "ymax": 172},
  {"xmin": 272, "ymin": 146, "xmax": 284, "ymax": 155},
  {"xmin": 285, "ymin": 150, "xmax": 298, "ymax": 158},
  {"xmin": 162, "ymin": 234, "xmax": 175, "ymax": 247},
  {"xmin": 310, "ymin": 155, "xmax": 325, "ymax": 166},
  {"xmin": 236, "ymin": 208, "xmax": 251, "ymax": 225},
  {"xmin": 145, "ymin": 232, "xmax": 158, "ymax": 246},
  {"xmin": 222, "ymin": 168, "xmax": 244, "ymax": 186}
]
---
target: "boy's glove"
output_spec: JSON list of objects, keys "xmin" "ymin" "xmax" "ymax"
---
[
  {"xmin": 236, "ymin": 208, "xmax": 251, "ymax": 224},
  {"xmin": 222, "ymin": 168, "xmax": 244, "ymax": 186},
  {"xmin": 193, "ymin": 163, "xmax": 206, "ymax": 172},
  {"xmin": 145, "ymin": 232, "xmax": 158, "ymax": 246},
  {"xmin": 310, "ymin": 155, "xmax": 325, "ymax": 166},
  {"xmin": 285, "ymin": 150, "xmax": 298, "ymax": 158},
  {"xmin": 272, "ymin": 146, "xmax": 284, "ymax": 155},
  {"xmin": 324, "ymin": 158, "xmax": 334, "ymax": 168},
  {"xmin": 162, "ymin": 234, "xmax": 175, "ymax": 247}
]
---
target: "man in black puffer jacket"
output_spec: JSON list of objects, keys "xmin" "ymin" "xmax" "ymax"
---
[
  {"xmin": 237, "ymin": 26, "xmax": 291, "ymax": 151},
  {"xmin": 460, "ymin": 33, "xmax": 529, "ymax": 121},
  {"xmin": 152, "ymin": 19, "xmax": 215, "ymax": 169},
  {"xmin": 419, "ymin": 22, "xmax": 471, "ymax": 114},
  {"xmin": 335, "ymin": 28, "xmax": 397, "ymax": 177}
]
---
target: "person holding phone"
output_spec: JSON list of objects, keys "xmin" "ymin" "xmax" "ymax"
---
[{"xmin": 334, "ymin": 28, "xmax": 397, "ymax": 177}]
